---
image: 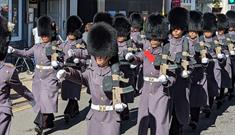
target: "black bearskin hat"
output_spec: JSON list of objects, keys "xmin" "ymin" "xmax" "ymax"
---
[
  {"xmin": 168, "ymin": 7, "xmax": 189, "ymax": 31},
  {"xmin": 226, "ymin": 10, "xmax": 235, "ymax": 28},
  {"xmin": 202, "ymin": 12, "xmax": 217, "ymax": 32},
  {"xmin": 113, "ymin": 16, "xmax": 131, "ymax": 38},
  {"xmin": 38, "ymin": 16, "xmax": 52, "ymax": 37},
  {"xmin": 66, "ymin": 15, "xmax": 83, "ymax": 38},
  {"xmin": 0, "ymin": 16, "xmax": 10, "ymax": 60},
  {"xmin": 87, "ymin": 22, "xmax": 118, "ymax": 57},
  {"xmin": 188, "ymin": 11, "xmax": 202, "ymax": 32},
  {"xmin": 146, "ymin": 14, "xmax": 169, "ymax": 40},
  {"xmin": 217, "ymin": 14, "xmax": 229, "ymax": 30},
  {"xmin": 129, "ymin": 12, "xmax": 143, "ymax": 30},
  {"xmin": 93, "ymin": 12, "xmax": 113, "ymax": 25}
]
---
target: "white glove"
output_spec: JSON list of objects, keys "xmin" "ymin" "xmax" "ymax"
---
[
  {"xmin": 114, "ymin": 103, "xmax": 127, "ymax": 112},
  {"xmin": 217, "ymin": 53, "xmax": 225, "ymax": 59},
  {"xmin": 140, "ymin": 34, "xmax": 146, "ymax": 39},
  {"xmin": 125, "ymin": 53, "xmax": 135, "ymax": 61},
  {"xmin": 73, "ymin": 58, "xmax": 79, "ymax": 64},
  {"xmin": 230, "ymin": 51, "xmax": 235, "ymax": 56},
  {"xmin": 7, "ymin": 46, "xmax": 15, "ymax": 53},
  {"xmin": 201, "ymin": 58, "xmax": 209, "ymax": 64},
  {"xmin": 158, "ymin": 75, "xmax": 169, "ymax": 84},
  {"xmin": 130, "ymin": 64, "xmax": 137, "ymax": 69},
  {"xmin": 56, "ymin": 69, "xmax": 67, "ymax": 80},
  {"xmin": 68, "ymin": 49, "xmax": 75, "ymax": 57},
  {"xmin": 181, "ymin": 70, "xmax": 190, "ymax": 78},
  {"xmin": 51, "ymin": 61, "xmax": 59, "ymax": 68}
]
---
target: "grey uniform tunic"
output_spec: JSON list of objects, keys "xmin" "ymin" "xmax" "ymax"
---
[
  {"xmin": 188, "ymin": 37, "xmax": 208, "ymax": 107},
  {"xmin": 136, "ymin": 40, "xmax": 175, "ymax": 135},
  {"xmin": 228, "ymin": 32, "xmax": 235, "ymax": 77},
  {"xmin": 59, "ymin": 39, "xmax": 88, "ymax": 100},
  {"xmin": 0, "ymin": 61, "xmax": 34, "ymax": 135},
  {"xmin": 217, "ymin": 34, "xmax": 233, "ymax": 89},
  {"xmin": 168, "ymin": 36, "xmax": 190, "ymax": 125},
  {"xmin": 66, "ymin": 63, "xmax": 121, "ymax": 135},
  {"xmin": 203, "ymin": 37, "xmax": 221, "ymax": 97},
  {"xmin": 13, "ymin": 43, "xmax": 59, "ymax": 113}
]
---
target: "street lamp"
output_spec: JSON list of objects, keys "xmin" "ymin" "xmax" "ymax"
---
[{"xmin": 212, "ymin": 0, "xmax": 222, "ymax": 13}]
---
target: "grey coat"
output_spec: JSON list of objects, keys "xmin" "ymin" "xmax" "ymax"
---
[
  {"xmin": 167, "ymin": 36, "xmax": 191, "ymax": 125},
  {"xmin": 66, "ymin": 62, "xmax": 121, "ymax": 135},
  {"xmin": 217, "ymin": 34, "xmax": 233, "ymax": 89},
  {"xmin": 188, "ymin": 37, "xmax": 208, "ymax": 108},
  {"xmin": 59, "ymin": 39, "xmax": 88, "ymax": 100},
  {"xmin": 136, "ymin": 40, "xmax": 175, "ymax": 135},
  {"xmin": 0, "ymin": 61, "xmax": 34, "ymax": 135},
  {"xmin": 13, "ymin": 43, "xmax": 59, "ymax": 113},
  {"xmin": 203, "ymin": 37, "xmax": 221, "ymax": 97}
]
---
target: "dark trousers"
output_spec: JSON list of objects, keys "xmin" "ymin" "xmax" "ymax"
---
[
  {"xmin": 216, "ymin": 88, "xmax": 225, "ymax": 101},
  {"xmin": 34, "ymin": 111, "xmax": 54, "ymax": 129},
  {"xmin": 190, "ymin": 107, "xmax": 200, "ymax": 123},
  {"xmin": 209, "ymin": 96, "xmax": 214, "ymax": 109},
  {"xmin": 169, "ymin": 108, "xmax": 183, "ymax": 135},
  {"xmin": 64, "ymin": 99, "xmax": 79, "ymax": 117}
]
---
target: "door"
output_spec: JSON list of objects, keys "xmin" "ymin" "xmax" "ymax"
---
[{"xmin": 47, "ymin": 0, "xmax": 67, "ymax": 39}]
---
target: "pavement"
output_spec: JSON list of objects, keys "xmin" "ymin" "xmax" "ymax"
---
[{"xmin": 10, "ymin": 72, "xmax": 235, "ymax": 135}]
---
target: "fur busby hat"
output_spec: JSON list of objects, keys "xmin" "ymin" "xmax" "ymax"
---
[
  {"xmin": 38, "ymin": 16, "xmax": 52, "ymax": 37},
  {"xmin": 168, "ymin": 7, "xmax": 189, "ymax": 31},
  {"xmin": 226, "ymin": 10, "xmax": 235, "ymax": 28},
  {"xmin": 66, "ymin": 16, "xmax": 83, "ymax": 38},
  {"xmin": 87, "ymin": 22, "xmax": 118, "ymax": 57},
  {"xmin": 188, "ymin": 11, "xmax": 202, "ymax": 32},
  {"xmin": 113, "ymin": 16, "xmax": 131, "ymax": 38},
  {"xmin": 202, "ymin": 12, "xmax": 217, "ymax": 32},
  {"xmin": 0, "ymin": 16, "xmax": 10, "ymax": 60},
  {"xmin": 217, "ymin": 14, "xmax": 229, "ymax": 30},
  {"xmin": 146, "ymin": 14, "xmax": 169, "ymax": 40},
  {"xmin": 129, "ymin": 12, "xmax": 143, "ymax": 30},
  {"xmin": 93, "ymin": 12, "xmax": 113, "ymax": 25}
]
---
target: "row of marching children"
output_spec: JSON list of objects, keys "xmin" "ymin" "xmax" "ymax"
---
[{"xmin": 3, "ymin": 6, "xmax": 235, "ymax": 135}]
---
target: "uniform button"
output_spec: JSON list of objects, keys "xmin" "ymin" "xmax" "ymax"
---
[
  {"xmin": 40, "ymin": 79, "xmax": 42, "ymax": 81},
  {"xmin": 150, "ymin": 83, "xmax": 152, "ymax": 85},
  {"xmin": 101, "ymin": 97, "xmax": 104, "ymax": 101},
  {"xmin": 150, "ymin": 72, "xmax": 153, "ymax": 75},
  {"xmin": 101, "ymin": 85, "xmax": 103, "ymax": 88}
]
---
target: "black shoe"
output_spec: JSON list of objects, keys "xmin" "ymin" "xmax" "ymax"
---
[
  {"xmin": 203, "ymin": 107, "xmax": 211, "ymax": 118},
  {"xmin": 216, "ymin": 101, "xmax": 222, "ymax": 109},
  {"xmin": 228, "ymin": 93, "xmax": 234, "ymax": 101},
  {"xmin": 35, "ymin": 126, "xmax": 43, "ymax": 135},
  {"xmin": 64, "ymin": 114, "xmax": 71, "ymax": 124},
  {"xmin": 189, "ymin": 121, "xmax": 198, "ymax": 130}
]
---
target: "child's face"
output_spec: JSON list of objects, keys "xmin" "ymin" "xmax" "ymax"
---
[
  {"xmin": 171, "ymin": 28, "xmax": 183, "ymax": 39},
  {"xmin": 68, "ymin": 34, "xmax": 76, "ymax": 40},
  {"xmin": 150, "ymin": 39, "xmax": 161, "ymax": 48},
  {"xmin": 188, "ymin": 31, "xmax": 198, "ymax": 39},
  {"xmin": 117, "ymin": 36, "xmax": 127, "ymax": 43},
  {"xmin": 95, "ymin": 56, "xmax": 110, "ymax": 67},
  {"xmin": 217, "ymin": 30, "xmax": 225, "ymax": 35},
  {"xmin": 204, "ymin": 31, "xmax": 213, "ymax": 38},
  {"xmin": 41, "ymin": 36, "xmax": 50, "ymax": 43}
]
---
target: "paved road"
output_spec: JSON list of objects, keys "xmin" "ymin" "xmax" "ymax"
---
[{"xmin": 10, "ymin": 72, "xmax": 235, "ymax": 135}]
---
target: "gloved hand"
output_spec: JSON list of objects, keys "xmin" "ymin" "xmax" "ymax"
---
[
  {"xmin": 230, "ymin": 51, "xmax": 235, "ymax": 56},
  {"xmin": 68, "ymin": 49, "xmax": 75, "ymax": 57},
  {"xmin": 217, "ymin": 53, "xmax": 225, "ymax": 59},
  {"xmin": 201, "ymin": 58, "xmax": 209, "ymax": 64},
  {"xmin": 7, "ymin": 46, "xmax": 15, "ymax": 53},
  {"xmin": 158, "ymin": 74, "xmax": 169, "ymax": 84},
  {"xmin": 181, "ymin": 70, "xmax": 190, "ymax": 78},
  {"xmin": 125, "ymin": 52, "xmax": 135, "ymax": 61},
  {"xmin": 51, "ymin": 61, "xmax": 59, "ymax": 68},
  {"xmin": 56, "ymin": 69, "xmax": 67, "ymax": 80},
  {"xmin": 114, "ymin": 103, "xmax": 127, "ymax": 112},
  {"xmin": 73, "ymin": 58, "xmax": 79, "ymax": 64}
]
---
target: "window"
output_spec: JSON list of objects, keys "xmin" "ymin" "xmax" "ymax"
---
[{"xmin": 0, "ymin": 0, "xmax": 22, "ymax": 41}]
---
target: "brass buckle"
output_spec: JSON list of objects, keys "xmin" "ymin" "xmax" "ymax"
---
[
  {"xmin": 99, "ymin": 105, "xmax": 106, "ymax": 112},
  {"xmin": 149, "ymin": 77, "xmax": 154, "ymax": 82}
]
